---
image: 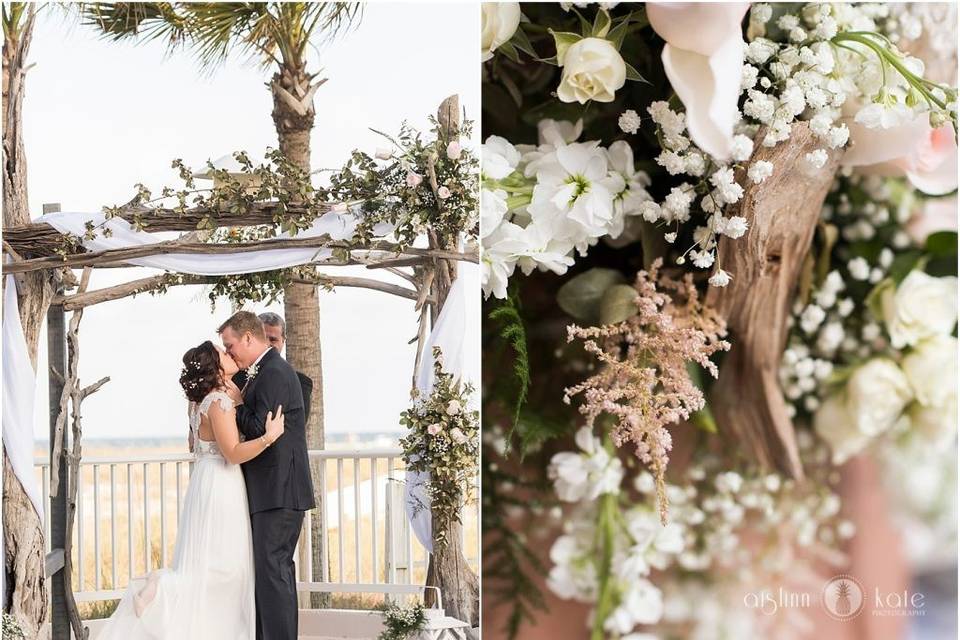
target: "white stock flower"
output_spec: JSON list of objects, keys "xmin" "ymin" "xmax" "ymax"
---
[
  {"xmin": 548, "ymin": 426, "xmax": 624, "ymax": 502},
  {"xmin": 604, "ymin": 579, "xmax": 664, "ymax": 633},
  {"xmin": 482, "ymin": 135, "xmax": 522, "ymax": 180},
  {"xmin": 557, "ymin": 37, "xmax": 627, "ymax": 104},
  {"xmin": 529, "ymin": 142, "xmax": 622, "ymax": 236},
  {"xmin": 480, "ymin": 188, "xmax": 508, "ymax": 240},
  {"xmin": 647, "ymin": 2, "xmax": 750, "ymax": 160},
  {"xmin": 481, "ymin": 3, "xmax": 521, "ymax": 62},
  {"xmin": 481, "ymin": 221, "xmax": 524, "ymax": 299},
  {"xmin": 880, "ymin": 270, "xmax": 958, "ymax": 348}
]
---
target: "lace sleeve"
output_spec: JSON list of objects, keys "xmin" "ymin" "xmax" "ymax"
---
[{"xmin": 198, "ymin": 391, "xmax": 236, "ymax": 417}]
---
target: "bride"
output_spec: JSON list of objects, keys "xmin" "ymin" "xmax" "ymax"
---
[{"xmin": 96, "ymin": 340, "xmax": 284, "ymax": 639}]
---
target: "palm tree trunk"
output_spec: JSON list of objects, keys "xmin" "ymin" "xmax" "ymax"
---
[
  {"xmin": 271, "ymin": 68, "xmax": 329, "ymax": 608},
  {"xmin": 2, "ymin": 4, "xmax": 52, "ymax": 635}
]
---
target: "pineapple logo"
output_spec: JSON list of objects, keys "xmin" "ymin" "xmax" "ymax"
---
[{"xmin": 822, "ymin": 574, "xmax": 864, "ymax": 621}]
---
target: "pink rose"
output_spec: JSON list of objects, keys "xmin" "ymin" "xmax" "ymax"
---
[
  {"xmin": 446, "ymin": 141, "xmax": 462, "ymax": 160},
  {"xmin": 406, "ymin": 172, "xmax": 423, "ymax": 188},
  {"xmin": 647, "ymin": 2, "xmax": 750, "ymax": 161},
  {"xmin": 843, "ymin": 114, "xmax": 958, "ymax": 196},
  {"xmin": 427, "ymin": 423, "xmax": 442, "ymax": 436},
  {"xmin": 437, "ymin": 186, "xmax": 452, "ymax": 200},
  {"xmin": 907, "ymin": 196, "xmax": 958, "ymax": 244}
]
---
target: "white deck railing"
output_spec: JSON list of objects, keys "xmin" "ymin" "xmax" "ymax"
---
[{"xmin": 34, "ymin": 448, "xmax": 479, "ymax": 605}]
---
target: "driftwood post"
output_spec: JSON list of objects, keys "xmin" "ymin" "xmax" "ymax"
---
[
  {"xmin": 422, "ymin": 95, "xmax": 479, "ymax": 628},
  {"xmin": 707, "ymin": 122, "xmax": 843, "ymax": 480},
  {"xmin": 46, "ymin": 203, "xmax": 70, "ymax": 639}
]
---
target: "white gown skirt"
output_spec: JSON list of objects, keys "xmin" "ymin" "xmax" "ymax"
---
[{"xmin": 97, "ymin": 453, "xmax": 256, "ymax": 639}]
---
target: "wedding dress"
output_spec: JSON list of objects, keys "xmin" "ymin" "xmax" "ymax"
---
[{"xmin": 96, "ymin": 391, "xmax": 256, "ymax": 639}]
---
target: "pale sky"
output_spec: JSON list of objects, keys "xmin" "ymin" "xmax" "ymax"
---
[{"xmin": 23, "ymin": 3, "xmax": 480, "ymax": 441}]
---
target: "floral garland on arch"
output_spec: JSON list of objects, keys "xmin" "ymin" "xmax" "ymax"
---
[
  {"xmin": 481, "ymin": 2, "xmax": 957, "ymax": 639},
  {"xmin": 400, "ymin": 347, "xmax": 480, "ymax": 548}
]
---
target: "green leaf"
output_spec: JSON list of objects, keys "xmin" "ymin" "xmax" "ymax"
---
[
  {"xmin": 549, "ymin": 29, "xmax": 582, "ymax": 65},
  {"xmin": 591, "ymin": 9, "xmax": 612, "ymax": 38},
  {"xmin": 497, "ymin": 40, "xmax": 520, "ymax": 64},
  {"xmin": 488, "ymin": 292, "xmax": 531, "ymax": 438},
  {"xmin": 598, "ymin": 284, "xmax": 638, "ymax": 324},
  {"xmin": 557, "ymin": 268, "xmax": 627, "ymax": 324},
  {"xmin": 887, "ymin": 250, "xmax": 924, "ymax": 284},
  {"xmin": 865, "ymin": 277, "xmax": 894, "ymax": 319},
  {"xmin": 509, "ymin": 24, "xmax": 537, "ymax": 59},
  {"xmin": 624, "ymin": 61, "xmax": 648, "ymax": 84},
  {"xmin": 925, "ymin": 230, "xmax": 958, "ymax": 257}
]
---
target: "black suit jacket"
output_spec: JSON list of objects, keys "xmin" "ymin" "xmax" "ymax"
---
[
  {"xmin": 234, "ymin": 348, "xmax": 316, "ymax": 514},
  {"xmin": 233, "ymin": 365, "xmax": 313, "ymax": 423}
]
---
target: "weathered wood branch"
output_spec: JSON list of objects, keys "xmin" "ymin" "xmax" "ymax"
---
[
  {"xmin": 706, "ymin": 122, "xmax": 843, "ymax": 480},
  {"xmin": 2, "ymin": 201, "xmax": 339, "ymax": 255},
  {"xmin": 54, "ymin": 271, "xmax": 425, "ymax": 310},
  {"xmin": 1, "ymin": 235, "xmax": 479, "ymax": 275}
]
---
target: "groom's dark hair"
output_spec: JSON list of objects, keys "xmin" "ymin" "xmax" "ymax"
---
[{"xmin": 218, "ymin": 310, "xmax": 266, "ymax": 340}]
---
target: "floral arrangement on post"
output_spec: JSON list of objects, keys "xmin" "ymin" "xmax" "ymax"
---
[
  {"xmin": 377, "ymin": 602, "xmax": 427, "ymax": 640},
  {"xmin": 400, "ymin": 346, "xmax": 480, "ymax": 548},
  {"xmin": 482, "ymin": 2, "xmax": 957, "ymax": 638}
]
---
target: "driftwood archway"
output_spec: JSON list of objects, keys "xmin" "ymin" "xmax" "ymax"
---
[{"xmin": 3, "ymin": 97, "xmax": 480, "ymax": 637}]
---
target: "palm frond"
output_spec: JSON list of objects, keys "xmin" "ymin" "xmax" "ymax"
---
[{"xmin": 79, "ymin": 2, "xmax": 362, "ymax": 72}]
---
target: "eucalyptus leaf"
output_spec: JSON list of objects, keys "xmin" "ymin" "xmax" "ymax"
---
[
  {"xmin": 599, "ymin": 284, "xmax": 639, "ymax": 324},
  {"xmin": 557, "ymin": 268, "xmax": 627, "ymax": 324}
]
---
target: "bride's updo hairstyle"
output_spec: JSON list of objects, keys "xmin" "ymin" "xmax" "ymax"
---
[{"xmin": 180, "ymin": 341, "xmax": 223, "ymax": 403}]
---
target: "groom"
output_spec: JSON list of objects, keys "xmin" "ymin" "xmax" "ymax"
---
[{"xmin": 218, "ymin": 311, "xmax": 316, "ymax": 640}]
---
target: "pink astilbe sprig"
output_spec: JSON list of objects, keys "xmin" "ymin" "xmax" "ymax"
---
[{"xmin": 563, "ymin": 259, "xmax": 730, "ymax": 522}]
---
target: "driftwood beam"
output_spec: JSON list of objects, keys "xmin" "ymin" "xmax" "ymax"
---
[
  {"xmin": 2, "ymin": 201, "xmax": 339, "ymax": 255},
  {"xmin": 2, "ymin": 236, "xmax": 479, "ymax": 275},
  {"xmin": 55, "ymin": 272, "xmax": 425, "ymax": 310},
  {"xmin": 706, "ymin": 122, "xmax": 842, "ymax": 481}
]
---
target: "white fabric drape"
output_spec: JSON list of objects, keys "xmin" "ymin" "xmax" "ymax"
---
[
  {"xmin": 41, "ymin": 210, "xmax": 396, "ymax": 276},
  {"xmin": 2, "ymin": 271, "xmax": 45, "ymax": 605},
  {"xmin": 405, "ymin": 263, "xmax": 479, "ymax": 552}
]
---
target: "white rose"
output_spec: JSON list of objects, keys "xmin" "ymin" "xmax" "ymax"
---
[
  {"xmin": 449, "ymin": 427, "xmax": 468, "ymax": 444},
  {"xmin": 815, "ymin": 358, "xmax": 913, "ymax": 464},
  {"xmin": 901, "ymin": 335, "xmax": 958, "ymax": 408},
  {"xmin": 908, "ymin": 399, "xmax": 958, "ymax": 446},
  {"xmin": 446, "ymin": 400, "xmax": 462, "ymax": 415},
  {"xmin": 845, "ymin": 357, "xmax": 913, "ymax": 437},
  {"xmin": 814, "ymin": 395, "xmax": 871, "ymax": 465},
  {"xmin": 556, "ymin": 37, "xmax": 626, "ymax": 104},
  {"xmin": 481, "ymin": 3, "xmax": 521, "ymax": 62},
  {"xmin": 880, "ymin": 271, "xmax": 958, "ymax": 348}
]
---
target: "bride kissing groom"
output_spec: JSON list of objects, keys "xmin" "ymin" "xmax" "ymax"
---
[{"xmin": 97, "ymin": 310, "xmax": 315, "ymax": 640}]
